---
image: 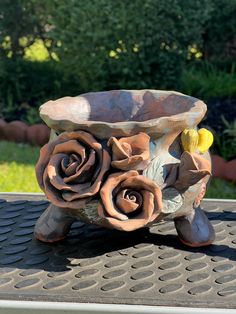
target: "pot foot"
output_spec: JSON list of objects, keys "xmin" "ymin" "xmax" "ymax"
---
[
  {"xmin": 174, "ymin": 207, "xmax": 215, "ymax": 247},
  {"xmin": 34, "ymin": 204, "xmax": 75, "ymax": 243}
]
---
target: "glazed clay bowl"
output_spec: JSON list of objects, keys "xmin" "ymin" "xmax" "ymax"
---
[{"xmin": 35, "ymin": 90, "xmax": 214, "ymax": 247}]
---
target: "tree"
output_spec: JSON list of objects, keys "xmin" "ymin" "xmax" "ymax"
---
[{"xmin": 0, "ymin": 0, "xmax": 50, "ymax": 59}]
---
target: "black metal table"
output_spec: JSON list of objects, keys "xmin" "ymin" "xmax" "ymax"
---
[{"xmin": 0, "ymin": 193, "xmax": 236, "ymax": 313}]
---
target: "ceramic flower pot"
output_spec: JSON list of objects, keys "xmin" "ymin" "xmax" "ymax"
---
[
  {"xmin": 3, "ymin": 120, "xmax": 28, "ymax": 143},
  {"xmin": 35, "ymin": 90, "xmax": 215, "ymax": 247},
  {"xmin": 212, "ymin": 154, "xmax": 236, "ymax": 182},
  {"xmin": 26, "ymin": 124, "xmax": 50, "ymax": 146},
  {"xmin": 0, "ymin": 119, "xmax": 7, "ymax": 140}
]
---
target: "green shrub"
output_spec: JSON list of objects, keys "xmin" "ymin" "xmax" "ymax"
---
[
  {"xmin": 0, "ymin": 58, "xmax": 64, "ymax": 122},
  {"xmin": 202, "ymin": 0, "xmax": 236, "ymax": 61},
  {"xmin": 47, "ymin": 0, "xmax": 212, "ymax": 91},
  {"xmin": 0, "ymin": 0, "xmax": 49, "ymax": 59},
  {"xmin": 1, "ymin": 0, "xmax": 236, "ymax": 123},
  {"xmin": 180, "ymin": 62, "xmax": 236, "ymax": 100},
  {"xmin": 213, "ymin": 117, "xmax": 236, "ymax": 160}
]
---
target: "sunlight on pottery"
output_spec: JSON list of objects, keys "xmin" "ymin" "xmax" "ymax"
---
[
  {"xmin": 197, "ymin": 128, "xmax": 214, "ymax": 153},
  {"xmin": 34, "ymin": 90, "xmax": 215, "ymax": 248},
  {"xmin": 181, "ymin": 129, "xmax": 199, "ymax": 153}
]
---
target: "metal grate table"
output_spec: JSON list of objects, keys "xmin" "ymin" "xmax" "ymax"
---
[{"xmin": 0, "ymin": 193, "xmax": 236, "ymax": 313}]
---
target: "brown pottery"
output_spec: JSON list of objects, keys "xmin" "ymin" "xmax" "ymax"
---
[
  {"xmin": 3, "ymin": 120, "xmax": 28, "ymax": 143},
  {"xmin": 0, "ymin": 119, "xmax": 7, "ymax": 140},
  {"xmin": 26, "ymin": 124, "xmax": 50, "ymax": 146},
  {"xmin": 34, "ymin": 90, "xmax": 215, "ymax": 247}
]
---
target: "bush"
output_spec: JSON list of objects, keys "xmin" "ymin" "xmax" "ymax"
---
[
  {"xmin": 1, "ymin": 0, "xmax": 236, "ymax": 123},
  {"xmin": 0, "ymin": 58, "xmax": 64, "ymax": 122},
  {"xmin": 0, "ymin": 0, "xmax": 49, "ymax": 59},
  {"xmin": 180, "ymin": 62, "xmax": 236, "ymax": 100},
  {"xmin": 213, "ymin": 117, "xmax": 236, "ymax": 160},
  {"xmin": 47, "ymin": 0, "xmax": 212, "ymax": 91},
  {"xmin": 202, "ymin": 0, "xmax": 236, "ymax": 61}
]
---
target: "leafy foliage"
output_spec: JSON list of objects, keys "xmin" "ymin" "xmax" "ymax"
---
[
  {"xmin": 0, "ymin": 0, "xmax": 49, "ymax": 59},
  {"xmin": 47, "ymin": 0, "xmax": 212, "ymax": 91},
  {"xmin": 180, "ymin": 62, "xmax": 236, "ymax": 100},
  {"xmin": 0, "ymin": 58, "xmax": 63, "ymax": 122},
  {"xmin": 213, "ymin": 117, "xmax": 236, "ymax": 160},
  {"xmin": 0, "ymin": 0, "xmax": 236, "ymax": 125},
  {"xmin": 202, "ymin": 0, "xmax": 236, "ymax": 60}
]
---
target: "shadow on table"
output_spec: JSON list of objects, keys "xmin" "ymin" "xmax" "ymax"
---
[{"xmin": 0, "ymin": 208, "xmax": 235, "ymax": 273}]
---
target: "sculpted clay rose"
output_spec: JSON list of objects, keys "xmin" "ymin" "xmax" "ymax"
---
[
  {"xmin": 35, "ymin": 131, "xmax": 110, "ymax": 209},
  {"xmin": 174, "ymin": 151, "xmax": 211, "ymax": 191},
  {"xmin": 108, "ymin": 133, "xmax": 150, "ymax": 170},
  {"xmin": 98, "ymin": 170, "xmax": 162, "ymax": 231},
  {"xmin": 164, "ymin": 151, "xmax": 211, "ymax": 191}
]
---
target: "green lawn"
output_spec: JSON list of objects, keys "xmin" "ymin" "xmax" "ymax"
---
[
  {"xmin": 0, "ymin": 141, "xmax": 41, "ymax": 192},
  {"xmin": 0, "ymin": 141, "xmax": 235, "ymax": 198},
  {"xmin": 205, "ymin": 178, "xmax": 236, "ymax": 199}
]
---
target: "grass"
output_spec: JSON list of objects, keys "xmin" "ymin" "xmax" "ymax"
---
[
  {"xmin": 0, "ymin": 141, "xmax": 235, "ymax": 198},
  {"xmin": 0, "ymin": 141, "xmax": 41, "ymax": 193},
  {"xmin": 206, "ymin": 178, "xmax": 236, "ymax": 199},
  {"xmin": 214, "ymin": 117, "xmax": 236, "ymax": 160}
]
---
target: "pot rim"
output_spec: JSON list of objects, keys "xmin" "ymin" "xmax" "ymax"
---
[{"xmin": 40, "ymin": 89, "xmax": 207, "ymax": 139}]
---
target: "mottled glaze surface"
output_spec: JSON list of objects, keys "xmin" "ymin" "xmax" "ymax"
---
[
  {"xmin": 39, "ymin": 90, "xmax": 206, "ymax": 139},
  {"xmin": 35, "ymin": 90, "xmax": 215, "ymax": 247}
]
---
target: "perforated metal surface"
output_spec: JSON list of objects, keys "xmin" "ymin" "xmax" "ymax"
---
[{"xmin": 0, "ymin": 196, "xmax": 236, "ymax": 308}]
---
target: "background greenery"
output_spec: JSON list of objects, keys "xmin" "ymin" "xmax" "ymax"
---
[
  {"xmin": 0, "ymin": 0, "xmax": 236, "ymax": 123},
  {"xmin": 0, "ymin": 0, "xmax": 235, "ymax": 195}
]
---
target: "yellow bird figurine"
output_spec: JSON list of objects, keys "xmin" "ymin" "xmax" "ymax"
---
[
  {"xmin": 197, "ymin": 128, "xmax": 214, "ymax": 153},
  {"xmin": 181, "ymin": 129, "xmax": 199, "ymax": 153},
  {"xmin": 181, "ymin": 128, "xmax": 214, "ymax": 154}
]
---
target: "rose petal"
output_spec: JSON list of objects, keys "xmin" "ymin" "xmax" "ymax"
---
[
  {"xmin": 64, "ymin": 154, "xmax": 81, "ymax": 176},
  {"xmin": 52, "ymin": 139, "xmax": 86, "ymax": 161},
  {"xmin": 175, "ymin": 151, "xmax": 211, "ymax": 191},
  {"xmin": 60, "ymin": 131, "xmax": 102, "ymax": 152},
  {"xmin": 36, "ymin": 130, "xmax": 111, "ymax": 208},
  {"xmin": 62, "ymin": 182, "xmax": 91, "ymax": 201},
  {"xmin": 100, "ymin": 170, "xmax": 139, "ymax": 221},
  {"xmin": 141, "ymin": 190, "xmax": 155, "ymax": 220},
  {"xmin": 98, "ymin": 190, "xmax": 154, "ymax": 231},
  {"xmin": 61, "ymin": 149, "xmax": 111, "ymax": 200},
  {"xmin": 61, "ymin": 156, "xmax": 69, "ymax": 173},
  {"xmin": 120, "ymin": 175, "xmax": 162, "ymax": 213},
  {"xmin": 43, "ymin": 165, "xmax": 89, "ymax": 209},
  {"xmin": 62, "ymin": 131, "xmax": 104, "ymax": 186},
  {"xmin": 64, "ymin": 161, "xmax": 79, "ymax": 177},
  {"xmin": 108, "ymin": 137, "xmax": 131, "ymax": 159},
  {"xmin": 47, "ymin": 153, "xmax": 80, "ymax": 192},
  {"xmin": 108, "ymin": 133, "xmax": 150, "ymax": 170},
  {"xmin": 191, "ymin": 152, "xmax": 211, "ymax": 173},
  {"xmin": 64, "ymin": 150, "xmax": 95, "ymax": 183},
  {"xmin": 116, "ymin": 189, "xmax": 142, "ymax": 214},
  {"xmin": 35, "ymin": 137, "xmax": 66, "ymax": 190},
  {"xmin": 112, "ymin": 155, "xmax": 149, "ymax": 171},
  {"xmin": 36, "ymin": 130, "xmax": 100, "ymax": 191}
]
